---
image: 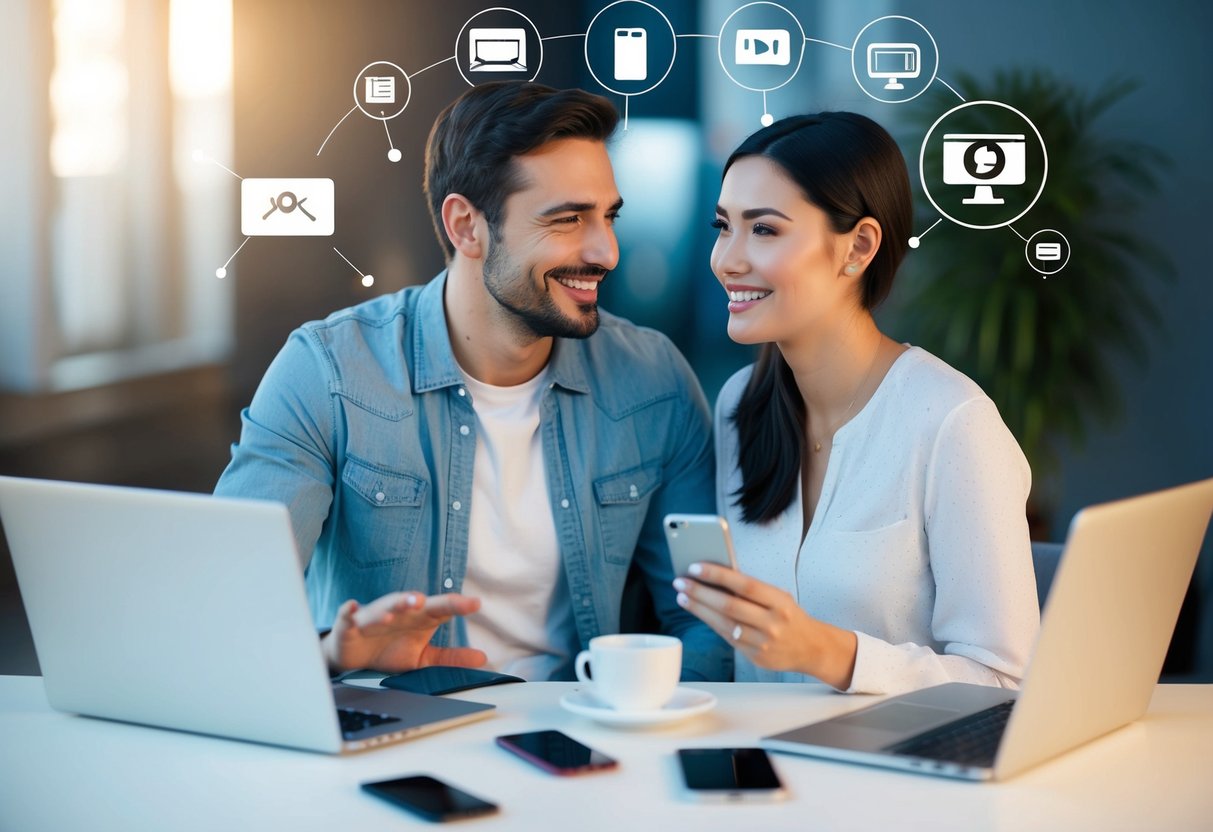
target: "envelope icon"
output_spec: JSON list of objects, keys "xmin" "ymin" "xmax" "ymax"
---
[{"xmin": 241, "ymin": 178, "xmax": 334, "ymax": 236}]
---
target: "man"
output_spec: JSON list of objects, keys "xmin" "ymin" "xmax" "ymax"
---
[{"xmin": 215, "ymin": 81, "xmax": 729, "ymax": 681}]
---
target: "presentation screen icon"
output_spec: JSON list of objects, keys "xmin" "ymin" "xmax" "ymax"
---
[
  {"xmin": 943, "ymin": 134, "xmax": 1026, "ymax": 205},
  {"xmin": 867, "ymin": 43, "xmax": 920, "ymax": 90},
  {"xmin": 468, "ymin": 28, "xmax": 528, "ymax": 72},
  {"xmin": 364, "ymin": 76, "xmax": 395, "ymax": 104},
  {"xmin": 736, "ymin": 29, "xmax": 790, "ymax": 66},
  {"xmin": 241, "ymin": 178, "xmax": 334, "ymax": 236},
  {"xmin": 614, "ymin": 27, "xmax": 647, "ymax": 81}
]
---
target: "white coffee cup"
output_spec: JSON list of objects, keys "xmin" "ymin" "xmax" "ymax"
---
[{"xmin": 573, "ymin": 634, "xmax": 682, "ymax": 711}]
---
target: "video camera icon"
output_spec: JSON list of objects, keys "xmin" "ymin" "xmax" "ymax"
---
[
  {"xmin": 241, "ymin": 178, "xmax": 334, "ymax": 236},
  {"xmin": 736, "ymin": 29, "xmax": 790, "ymax": 66}
]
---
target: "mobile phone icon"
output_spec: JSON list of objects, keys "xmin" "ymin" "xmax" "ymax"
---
[{"xmin": 614, "ymin": 28, "xmax": 647, "ymax": 82}]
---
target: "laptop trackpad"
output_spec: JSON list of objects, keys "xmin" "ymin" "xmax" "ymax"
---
[
  {"xmin": 833, "ymin": 701, "xmax": 962, "ymax": 733},
  {"xmin": 772, "ymin": 702, "xmax": 966, "ymax": 752}
]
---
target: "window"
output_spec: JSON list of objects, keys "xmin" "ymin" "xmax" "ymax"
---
[{"xmin": 1, "ymin": 0, "xmax": 234, "ymax": 392}]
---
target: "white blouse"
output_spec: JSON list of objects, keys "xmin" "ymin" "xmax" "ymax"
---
[{"xmin": 715, "ymin": 346, "xmax": 1040, "ymax": 695}]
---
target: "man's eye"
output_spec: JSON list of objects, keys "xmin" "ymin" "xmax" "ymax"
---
[{"xmin": 553, "ymin": 216, "xmax": 581, "ymax": 225}]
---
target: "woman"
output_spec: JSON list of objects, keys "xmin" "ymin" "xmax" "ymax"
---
[{"xmin": 674, "ymin": 113, "xmax": 1039, "ymax": 695}]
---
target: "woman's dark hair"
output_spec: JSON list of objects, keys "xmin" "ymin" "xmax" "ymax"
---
[
  {"xmin": 726, "ymin": 112, "xmax": 913, "ymax": 524},
  {"xmin": 424, "ymin": 81, "xmax": 618, "ymax": 260}
]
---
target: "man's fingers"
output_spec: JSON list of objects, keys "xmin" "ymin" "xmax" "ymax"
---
[{"xmin": 419, "ymin": 593, "xmax": 482, "ymax": 619}]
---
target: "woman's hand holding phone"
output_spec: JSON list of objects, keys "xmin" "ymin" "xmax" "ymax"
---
[{"xmin": 673, "ymin": 553, "xmax": 859, "ymax": 691}]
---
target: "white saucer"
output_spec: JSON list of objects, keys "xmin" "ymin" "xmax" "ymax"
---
[{"xmin": 560, "ymin": 686, "xmax": 717, "ymax": 727}]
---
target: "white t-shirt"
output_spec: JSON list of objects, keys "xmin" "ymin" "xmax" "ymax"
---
[
  {"xmin": 715, "ymin": 346, "xmax": 1040, "ymax": 695},
  {"xmin": 458, "ymin": 366, "xmax": 575, "ymax": 680}
]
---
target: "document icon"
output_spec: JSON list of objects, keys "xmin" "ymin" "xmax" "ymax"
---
[
  {"xmin": 614, "ymin": 28, "xmax": 647, "ymax": 81},
  {"xmin": 241, "ymin": 178, "xmax": 334, "ymax": 236},
  {"xmin": 364, "ymin": 76, "xmax": 395, "ymax": 104}
]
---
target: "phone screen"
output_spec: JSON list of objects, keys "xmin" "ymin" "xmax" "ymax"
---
[
  {"xmin": 677, "ymin": 748, "xmax": 786, "ymax": 799},
  {"xmin": 361, "ymin": 775, "xmax": 498, "ymax": 821},
  {"xmin": 496, "ymin": 730, "xmax": 618, "ymax": 775}
]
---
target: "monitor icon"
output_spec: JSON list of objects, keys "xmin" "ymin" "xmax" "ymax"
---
[
  {"xmin": 468, "ymin": 28, "xmax": 527, "ymax": 72},
  {"xmin": 942, "ymin": 133, "xmax": 1026, "ymax": 205},
  {"xmin": 867, "ymin": 42, "xmax": 920, "ymax": 90}
]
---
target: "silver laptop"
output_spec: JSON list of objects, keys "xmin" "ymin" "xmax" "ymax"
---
[
  {"xmin": 763, "ymin": 477, "xmax": 1213, "ymax": 781},
  {"xmin": 0, "ymin": 476, "xmax": 495, "ymax": 753}
]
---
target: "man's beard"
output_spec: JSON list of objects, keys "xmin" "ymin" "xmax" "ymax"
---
[{"xmin": 482, "ymin": 235, "xmax": 605, "ymax": 340}]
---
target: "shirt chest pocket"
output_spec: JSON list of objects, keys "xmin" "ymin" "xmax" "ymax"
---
[
  {"xmin": 338, "ymin": 456, "xmax": 430, "ymax": 567},
  {"xmin": 593, "ymin": 462, "xmax": 662, "ymax": 565}
]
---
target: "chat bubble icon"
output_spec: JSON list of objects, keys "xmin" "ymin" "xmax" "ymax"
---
[{"xmin": 1034, "ymin": 242, "xmax": 1062, "ymax": 261}]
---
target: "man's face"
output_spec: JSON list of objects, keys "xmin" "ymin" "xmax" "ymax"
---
[{"xmin": 481, "ymin": 138, "xmax": 622, "ymax": 340}]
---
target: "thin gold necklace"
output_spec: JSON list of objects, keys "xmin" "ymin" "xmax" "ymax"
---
[{"xmin": 810, "ymin": 339, "xmax": 882, "ymax": 453}]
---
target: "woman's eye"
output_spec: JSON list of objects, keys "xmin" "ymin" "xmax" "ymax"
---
[
  {"xmin": 753, "ymin": 223, "xmax": 776, "ymax": 236},
  {"xmin": 710, "ymin": 218, "xmax": 728, "ymax": 231}
]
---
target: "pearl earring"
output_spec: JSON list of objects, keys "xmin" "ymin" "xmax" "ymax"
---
[{"xmin": 846, "ymin": 263, "xmax": 858, "ymax": 274}]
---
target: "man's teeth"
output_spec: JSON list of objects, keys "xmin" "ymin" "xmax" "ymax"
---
[
  {"xmin": 729, "ymin": 290, "xmax": 771, "ymax": 302},
  {"xmin": 557, "ymin": 277, "xmax": 598, "ymax": 291}
]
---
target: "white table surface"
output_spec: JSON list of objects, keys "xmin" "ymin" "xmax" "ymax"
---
[{"xmin": 1, "ymin": 676, "xmax": 1210, "ymax": 831}]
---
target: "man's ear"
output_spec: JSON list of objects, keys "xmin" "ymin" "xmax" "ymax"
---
[
  {"xmin": 441, "ymin": 193, "xmax": 486, "ymax": 260},
  {"xmin": 843, "ymin": 217, "xmax": 883, "ymax": 274}
]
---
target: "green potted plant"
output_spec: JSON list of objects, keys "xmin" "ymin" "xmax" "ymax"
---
[{"xmin": 894, "ymin": 69, "xmax": 1173, "ymax": 533}]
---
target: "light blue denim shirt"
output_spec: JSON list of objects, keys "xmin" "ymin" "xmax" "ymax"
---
[{"xmin": 215, "ymin": 272, "xmax": 731, "ymax": 681}]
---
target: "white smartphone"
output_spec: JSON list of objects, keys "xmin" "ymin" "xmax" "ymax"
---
[
  {"xmin": 677, "ymin": 748, "xmax": 789, "ymax": 803},
  {"xmin": 614, "ymin": 28, "xmax": 648, "ymax": 81},
  {"xmin": 662, "ymin": 513, "xmax": 739, "ymax": 577}
]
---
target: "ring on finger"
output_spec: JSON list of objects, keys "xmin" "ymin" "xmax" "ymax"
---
[{"xmin": 731, "ymin": 623, "xmax": 743, "ymax": 642}]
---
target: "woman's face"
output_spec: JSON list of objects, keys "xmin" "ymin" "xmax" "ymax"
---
[{"xmin": 710, "ymin": 155, "xmax": 856, "ymax": 347}]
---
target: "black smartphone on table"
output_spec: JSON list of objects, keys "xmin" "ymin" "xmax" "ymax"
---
[
  {"xmin": 380, "ymin": 666, "xmax": 524, "ymax": 696},
  {"xmin": 676, "ymin": 747, "xmax": 789, "ymax": 802},
  {"xmin": 361, "ymin": 774, "xmax": 498, "ymax": 822},
  {"xmin": 496, "ymin": 729, "xmax": 619, "ymax": 775}
]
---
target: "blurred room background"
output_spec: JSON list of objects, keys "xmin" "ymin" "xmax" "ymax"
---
[{"xmin": 2, "ymin": 0, "xmax": 1210, "ymax": 679}]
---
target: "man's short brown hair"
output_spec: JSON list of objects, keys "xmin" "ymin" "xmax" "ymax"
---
[{"xmin": 423, "ymin": 82, "xmax": 619, "ymax": 260}]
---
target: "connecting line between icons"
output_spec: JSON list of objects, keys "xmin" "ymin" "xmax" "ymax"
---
[
  {"xmin": 1007, "ymin": 225, "xmax": 1029, "ymax": 243},
  {"xmin": 938, "ymin": 77, "xmax": 965, "ymax": 102},
  {"xmin": 333, "ymin": 246, "xmax": 374, "ymax": 287},
  {"xmin": 317, "ymin": 105, "xmax": 359, "ymax": 157},
  {"xmin": 806, "ymin": 37, "xmax": 850, "ymax": 51},
  {"xmin": 381, "ymin": 115, "xmax": 395, "ymax": 152},
  {"xmin": 194, "ymin": 151, "xmax": 243, "ymax": 180},
  {"xmin": 216, "ymin": 236, "xmax": 251, "ymax": 279}
]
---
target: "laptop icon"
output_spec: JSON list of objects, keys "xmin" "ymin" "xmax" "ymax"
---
[
  {"xmin": 0, "ymin": 477, "xmax": 495, "ymax": 753},
  {"xmin": 468, "ymin": 28, "xmax": 528, "ymax": 72},
  {"xmin": 763, "ymin": 478, "xmax": 1213, "ymax": 781}
]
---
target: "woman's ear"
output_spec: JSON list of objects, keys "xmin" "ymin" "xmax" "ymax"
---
[
  {"xmin": 843, "ymin": 217, "xmax": 883, "ymax": 275},
  {"xmin": 441, "ymin": 193, "xmax": 486, "ymax": 260}
]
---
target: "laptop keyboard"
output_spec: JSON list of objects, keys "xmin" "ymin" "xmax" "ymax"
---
[
  {"xmin": 888, "ymin": 699, "xmax": 1016, "ymax": 768},
  {"xmin": 337, "ymin": 707, "xmax": 402, "ymax": 739}
]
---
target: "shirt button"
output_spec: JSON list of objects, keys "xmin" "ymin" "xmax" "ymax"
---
[
  {"xmin": 443, "ymin": 578, "xmax": 454, "ymax": 589},
  {"xmin": 582, "ymin": 598, "xmax": 591, "ymax": 607},
  {"xmin": 374, "ymin": 491, "xmax": 386, "ymax": 503},
  {"xmin": 458, "ymin": 387, "xmax": 466, "ymax": 397},
  {"xmin": 452, "ymin": 500, "xmax": 462, "ymax": 511},
  {"xmin": 459, "ymin": 425, "xmax": 470, "ymax": 436},
  {"xmin": 628, "ymin": 484, "xmax": 639, "ymax": 499},
  {"xmin": 560, "ymin": 499, "xmax": 569, "ymax": 509}
]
